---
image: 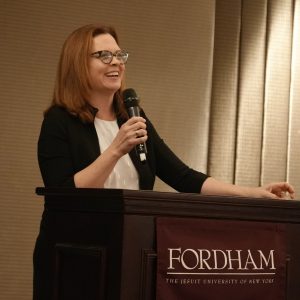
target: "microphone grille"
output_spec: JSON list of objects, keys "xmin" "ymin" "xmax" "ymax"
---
[{"xmin": 122, "ymin": 88, "xmax": 139, "ymax": 108}]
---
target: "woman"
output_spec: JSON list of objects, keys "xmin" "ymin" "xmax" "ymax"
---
[
  {"xmin": 34, "ymin": 23, "xmax": 296, "ymax": 299},
  {"xmin": 38, "ymin": 23, "xmax": 295, "ymax": 198}
]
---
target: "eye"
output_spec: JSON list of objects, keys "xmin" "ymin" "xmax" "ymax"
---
[
  {"xmin": 117, "ymin": 50, "xmax": 128, "ymax": 59},
  {"xmin": 100, "ymin": 51, "xmax": 112, "ymax": 62},
  {"xmin": 116, "ymin": 50, "xmax": 129, "ymax": 64}
]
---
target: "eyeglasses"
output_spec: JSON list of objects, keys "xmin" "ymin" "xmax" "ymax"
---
[{"xmin": 90, "ymin": 50, "xmax": 129, "ymax": 64}]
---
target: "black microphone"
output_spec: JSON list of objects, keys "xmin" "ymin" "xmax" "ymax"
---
[{"xmin": 123, "ymin": 88, "xmax": 147, "ymax": 163}]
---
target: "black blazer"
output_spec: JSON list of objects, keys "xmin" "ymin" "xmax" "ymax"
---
[{"xmin": 38, "ymin": 106, "xmax": 208, "ymax": 193}]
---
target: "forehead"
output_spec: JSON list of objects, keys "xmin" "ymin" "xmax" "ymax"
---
[{"xmin": 92, "ymin": 34, "xmax": 120, "ymax": 51}]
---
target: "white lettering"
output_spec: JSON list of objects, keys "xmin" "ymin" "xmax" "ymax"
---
[
  {"xmin": 212, "ymin": 250, "xmax": 227, "ymax": 269},
  {"xmin": 244, "ymin": 250, "xmax": 259, "ymax": 270},
  {"xmin": 181, "ymin": 249, "xmax": 199, "ymax": 270},
  {"xmin": 168, "ymin": 248, "xmax": 181, "ymax": 269},
  {"xmin": 198, "ymin": 249, "xmax": 212, "ymax": 270},
  {"xmin": 258, "ymin": 249, "xmax": 276, "ymax": 270},
  {"xmin": 167, "ymin": 248, "xmax": 276, "ymax": 271},
  {"xmin": 226, "ymin": 250, "xmax": 242, "ymax": 270}
]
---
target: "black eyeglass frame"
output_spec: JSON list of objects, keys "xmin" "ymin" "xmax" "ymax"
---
[{"xmin": 90, "ymin": 50, "xmax": 129, "ymax": 64}]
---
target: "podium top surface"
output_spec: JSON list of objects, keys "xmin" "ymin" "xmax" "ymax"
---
[{"xmin": 35, "ymin": 187, "xmax": 300, "ymax": 223}]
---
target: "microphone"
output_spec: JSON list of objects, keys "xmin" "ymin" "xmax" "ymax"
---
[{"xmin": 123, "ymin": 88, "xmax": 147, "ymax": 163}]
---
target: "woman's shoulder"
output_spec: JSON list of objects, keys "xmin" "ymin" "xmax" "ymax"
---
[
  {"xmin": 40, "ymin": 106, "xmax": 79, "ymax": 134},
  {"xmin": 44, "ymin": 105, "xmax": 82, "ymax": 126},
  {"xmin": 44, "ymin": 105, "xmax": 72, "ymax": 119}
]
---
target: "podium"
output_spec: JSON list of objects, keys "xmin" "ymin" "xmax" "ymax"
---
[{"xmin": 35, "ymin": 188, "xmax": 300, "ymax": 300}]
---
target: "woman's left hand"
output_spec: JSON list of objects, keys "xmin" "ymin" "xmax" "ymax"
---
[{"xmin": 261, "ymin": 182, "xmax": 296, "ymax": 199}]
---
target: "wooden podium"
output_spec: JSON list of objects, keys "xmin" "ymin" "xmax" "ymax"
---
[{"xmin": 35, "ymin": 188, "xmax": 300, "ymax": 300}]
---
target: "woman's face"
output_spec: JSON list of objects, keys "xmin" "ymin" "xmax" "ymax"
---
[{"xmin": 89, "ymin": 34, "xmax": 125, "ymax": 95}]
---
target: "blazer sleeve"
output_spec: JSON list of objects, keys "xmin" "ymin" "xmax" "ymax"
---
[{"xmin": 38, "ymin": 107, "xmax": 76, "ymax": 187}]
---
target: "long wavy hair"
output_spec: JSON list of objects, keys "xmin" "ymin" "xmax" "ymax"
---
[{"xmin": 46, "ymin": 24, "xmax": 128, "ymax": 122}]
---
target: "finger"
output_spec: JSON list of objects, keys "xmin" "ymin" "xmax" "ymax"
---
[
  {"xmin": 136, "ymin": 134, "xmax": 148, "ymax": 143},
  {"xmin": 279, "ymin": 182, "xmax": 295, "ymax": 192},
  {"xmin": 126, "ymin": 122, "xmax": 147, "ymax": 134},
  {"xmin": 286, "ymin": 190, "xmax": 296, "ymax": 199},
  {"xmin": 265, "ymin": 191, "xmax": 279, "ymax": 199},
  {"xmin": 126, "ymin": 116, "xmax": 146, "ymax": 125},
  {"xmin": 134, "ymin": 129, "xmax": 147, "ymax": 138},
  {"xmin": 280, "ymin": 183, "xmax": 296, "ymax": 199}
]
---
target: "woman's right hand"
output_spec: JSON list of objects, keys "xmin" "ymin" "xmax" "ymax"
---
[
  {"xmin": 74, "ymin": 117, "xmax": 147, "ymax": 188},
  {"xmin": 109, "ymin": 116, "xmax": 148, "ymax": 158}
]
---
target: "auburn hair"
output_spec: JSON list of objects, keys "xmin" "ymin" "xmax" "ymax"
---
[{"xmin": 46, "ymin": 24, "xmax": 128, "ymax": 122}]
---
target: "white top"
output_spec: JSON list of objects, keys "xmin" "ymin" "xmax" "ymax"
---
[{"xmin": 94, "ymin": 118, "xmax": 139, "ymax": 190}]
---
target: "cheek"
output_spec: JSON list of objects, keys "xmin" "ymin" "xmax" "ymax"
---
[
  {"xmin": 89, "ymin": 60, "xmax": 105, "ymax": 73},
  {"xmin": 89, "ymin": 65, "xmax": 105, "ymax": 80},
  {"xmin": 120, "ymin": 65, "xmax": 126, "ymax": 77}
]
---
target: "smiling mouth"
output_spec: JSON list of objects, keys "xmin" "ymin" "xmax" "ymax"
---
[{"xmin": 106, "ymin": 71, "xmax": 119, "ymax": 77}]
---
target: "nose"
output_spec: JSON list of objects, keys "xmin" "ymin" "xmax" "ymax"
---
[{"xmin": 110, "ymin": 55, "xmax": 121, "ymax": 65}]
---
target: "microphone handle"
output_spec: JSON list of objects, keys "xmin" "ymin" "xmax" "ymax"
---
[
  {"xmin": 127, "ymin": 106, "xmax": 140, "ymax": 117},
  {"xmin": 127, "ymin": 106, "xmax": 147, "ymax": 163}
]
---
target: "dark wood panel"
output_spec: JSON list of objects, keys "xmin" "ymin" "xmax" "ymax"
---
[
  {"xmin": 54, "ymin": 244, "xmax": 107, "ymax": 300},
  {"xmin": 139, "ymin": 249, "xmax": 157, "ymax": 300}
]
